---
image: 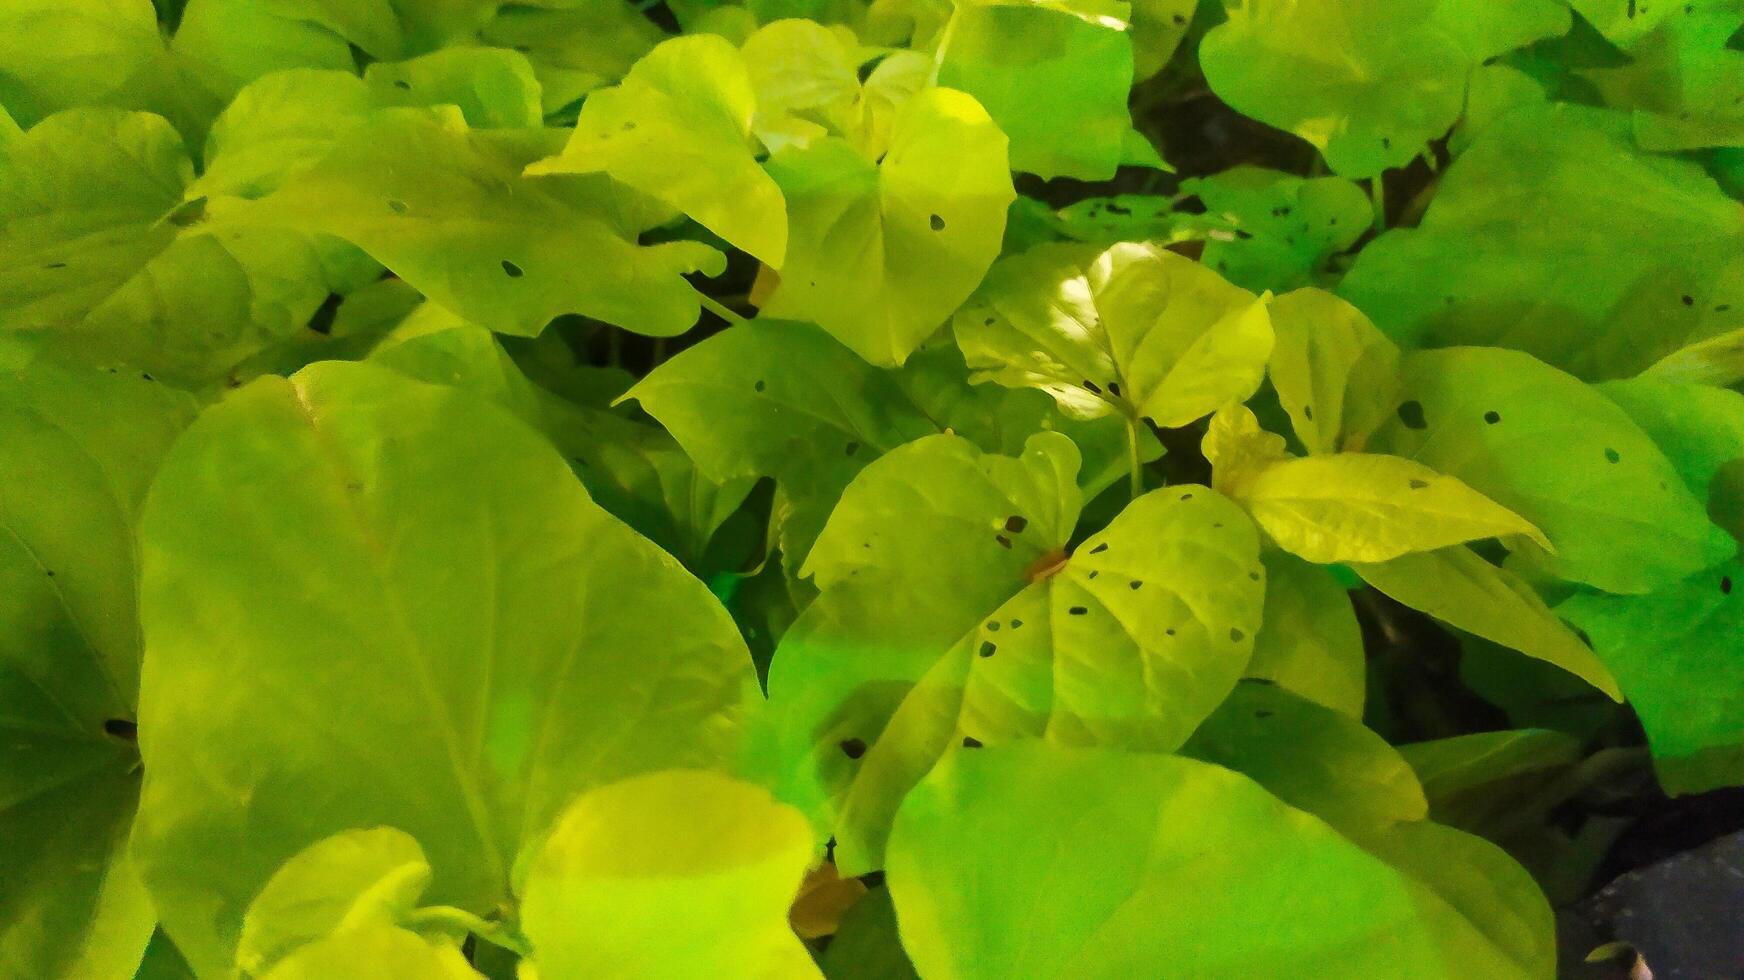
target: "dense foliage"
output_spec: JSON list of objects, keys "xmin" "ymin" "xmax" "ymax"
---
[{"xmin": 3, "ymin": 0, "xmax": 1742, "ymax": 977}]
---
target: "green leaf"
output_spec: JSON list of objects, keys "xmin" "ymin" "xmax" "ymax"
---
[
  {"xmin": 236, "ymin": 828, "xmax": 432, "ymax": 977},
  {"xmin": 1229, "ymin": 451, "xmax": 1550, "ymax": 565},
  {"xmin": 741, "ymin": 19, "xmax": 864, "ymax": 152},
  {"xmin": 1599, "ymin": 376, "xmax": 1744, "ymax": 511},
  {"xmin": 0, "ymin": 0, "xmax": 208, "ymax": 134},
  {"xmin": 1183, "ymin": 685, "xmax": 1557, "ymax": 978},
  {"xmin": 187, "ymin": 70, "xmax": 377, "ymax": 201},
  {"xmin": 170, "ymin": 0, "xmax": 401, "ymax": 105},
  {"xmin": 1580, "ymin": 7, "xmax": 1744, "ymax": 151},
  {"xmin": 954, "ymin": 241, "xmax": 1273, "ymax": 426},
  {"xmin": 1245, "ymin": 552, "xmax": 1365, "ymax": 716},
  {"xmin": 935, "ymin": 0, "xmax": 1135, "ymax": 179},
  {"xmin": 256, "ymin": 923, "xmax": 479, "ymax": 980},
  {"xmin": 364, "ymin": 48, "xmax": 544, "ymax": 130},
  {"xmin": 1399, "ymin": 729, "xmax": 1583, "ymax": 838},
  {"xmin": 1265, "ymin": 287, "xmax": 1401, "ymax": 455},
  {"xmin": 1202, "ymin": 0, "xmax": 1570, "ymax": 176},
  {"xmin": 887, "ymin": 741, "xmax": 1550, "ymax": 979},
  {"xmin": 1341, "ymin": 104, "xmax": 1744, "ymax": 379},
  {"xmin": 131, "ymin": 362, "xmax": 756, "ymax": 976},
  {"xmin": 519, "ymin": 771, "xmax": 819, "ymax": 979},
  {"xmin": 760, "ymin": 87, "xmax": 1015, "ymax": 367},
  {"xmin": 1350, "ymin": 547, "xmax": 1622, "ymax": 700},
  {"xmin": 626, "ymin": 320, "xmax": 1140, "ymax": 568},
  {"xmin": 1560, "ymin": 561, "xmax": 1744, "ymax": 795},
  {"xmin": 1129, "ymin": 0, "xmax": 1197, "ymax": 81},
  {"xmin": 0, "ymin": 349, "xmax": 197, "ymax": 979},
  {"xmin": 247, "ymin": 108, "xmax": 724, "ymax": 338},
  {"xmin": 477, "ymin": 2, "xmax": 663, "ymax": 115},
  {"xmin": 365, "ymin": 307, "xmax": 756, "ymax": 568},
  {"xmin": 1, "ymin": 107, "xmax": 376, "ymax": 387},
  {"xmin": 1370, "ymin": 346, "xmax": 1735, "ymax": 594},
  {"xmin": 1183, "ymin": 169, "xmax": 1372, "ymax": 294},
  {"xmin": 528, "ymin": 35, "xmax": 787, "ymax": 266},
  {"xmin": 759, "ymin": 435, "xmax": 1263, "ymax": 870}
]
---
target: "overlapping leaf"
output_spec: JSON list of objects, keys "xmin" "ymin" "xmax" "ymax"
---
[
  {"xmin": 1202, "ymin": 0, "xmax": 1571, "ymax": 176},
  {"xmin": 1341, "ymin": 104, "xmax": 1744, "ymax": 380},
  {"xmin": 131, "ymin": 363, "xmax": 757, "ymax": 976},
  {"xmin": 760, "ymin": 88, "xmax": 1014, "ymax": 367},
  {"xmin": 758, "ymin": 434, "xmax": 1264, "ymax": 871},
  {"xmin": 955, "ymin": 241, "xmax": 1273, "ymax": 426},
  {"xmin": 0, "ymin": 346, "xmax": 196, "ymax": 979}
]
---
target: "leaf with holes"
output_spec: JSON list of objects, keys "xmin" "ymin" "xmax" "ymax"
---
[
  {"xmin": 244, "ymin": 109, "xmax": 724, "ymax": 338},
  {"xmin": 756, "ymin": 433, "xmax": 1263, "ymax": 871},
  {"xmin": 1370, "ymin": 347, "xmax": 1734, "ymax": 594},
  {"xmin": 759, "ymin": 88, "xmax": 1014, "ymax": 367}
]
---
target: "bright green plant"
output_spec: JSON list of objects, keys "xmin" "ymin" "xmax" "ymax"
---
[{"xmin": 2, "ymin": 1, "xmax": 1741, "ymax": 977}]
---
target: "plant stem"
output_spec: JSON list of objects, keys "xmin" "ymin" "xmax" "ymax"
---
[
  {"xmin": 1370, "ymin": 174, "xmax": 1387, "ymax": 233},
  {"xmin": 699, "ymin": 293, "xmax": 747, "ymax": 326}
]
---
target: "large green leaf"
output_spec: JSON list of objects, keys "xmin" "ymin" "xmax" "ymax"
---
[
  {"xmin": 131, "ymin": 362, "xmax": 757, "ymax": 976},
  {"xmin": 0, "ymin": 0, "xmax": 209, "ymax": 135},
  {"xmin": 245, "ymin": 108, "xmax": 724, "ymax": 338},
  {"xmin": 954, "ymin": 241, "xmax": 1273, "ymax": 426},
  {"xmin": 760, "ymin": 88, "xmax": 1014, "ymax": 367},
  {"xmin": 1202, "ymin": 0, "xmax": 1570, "ymax": 176},
  {"xmin": 935, "ymin": 0, "xmax": 1134, "ymax": 179},
  {"xmin": 1369, "ymin": 347, "xmax": 1734, "ymax": 594},
  {"xmin": 0, "ymin": 348, "xmax": 197, "ymax": 979},
  {"xmin": 1341, "ymin": 104, "xmax": 1744, "ymax": 379},
  {"xmin": 528, "ymin": 35, "xmax": 787, "ymax": 266},
  {"xmin": 519, "ymin": 771, "xmax": 818, "ymax": 979},
  {"xmin": 887, "ymin": 741, "xmax": 1549, "ymax": 979},
  {"xmin": 1560, "ymin": 560, "xmax": 1744, "ymax": 795},
  {"xmin": 626, "ymin": 320, "xmax": 1141, "ymax": 568},
  {"xmin": 1351, "ymin": 547, "xmax": 1620, "ymax": 699},
  {"xmin": 759, "ymin": 434, "xmax": 1263, "ymax": 870},
  {"xmin": 1183, "ymin": 685, "xmax": 1556, "ymax": 978}
]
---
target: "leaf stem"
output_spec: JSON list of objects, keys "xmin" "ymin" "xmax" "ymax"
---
[
  {"xmin": 404, "ymin": 905, "xmax": 532, "ymax": 958},
  {"xmin": 699, "ymin": 293, "xmax": 747, "ymax": 326},
  {"xmin": 1370, "ymin": 175, "xmax": 1387, "ymax": 233},
  {"xmin": 1126, "ymin": 416, "xmax": 1144, "ymax": 501}
]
